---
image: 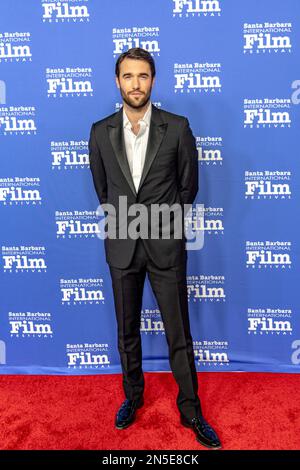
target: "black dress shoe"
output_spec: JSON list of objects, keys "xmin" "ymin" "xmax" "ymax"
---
[
  {"xmin": 180, "ymin": 414, "xmax": 221, "ymax": 449},
  {"xmin": 115, "ymin": 397, "xmax": 144, "ymax": 429}
]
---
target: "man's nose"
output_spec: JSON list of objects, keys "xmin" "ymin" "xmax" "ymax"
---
[{"xmin": 132, "ymin": 77, "xmax": 140, "ymax": 88}]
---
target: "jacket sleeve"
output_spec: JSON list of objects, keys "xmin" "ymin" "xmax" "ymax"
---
[
  {"xmin": 88, "ymin": 123, "xmax": 108, "ymax": 206},
  {"xmin": 177, "ymin": 117, "xmax": 199, "ymax": 208}
]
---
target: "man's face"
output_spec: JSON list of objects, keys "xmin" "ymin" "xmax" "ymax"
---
[{"xmin": 115, "ymin": 58, "xmax": 155, "ymax": 109}]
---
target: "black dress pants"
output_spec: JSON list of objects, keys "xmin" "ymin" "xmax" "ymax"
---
[{"xmin": 108, "ymin": 237, "xmax": 202, "ymax": 420}]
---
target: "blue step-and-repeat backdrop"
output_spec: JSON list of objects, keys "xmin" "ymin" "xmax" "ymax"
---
[{"xmin": 0, "ymin": 0, "xmax": 300, "ymax": 374}]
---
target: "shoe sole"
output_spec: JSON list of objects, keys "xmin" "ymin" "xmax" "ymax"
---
[
  {"xmin": 181, "ymin": 418, "xmax": 222, "ymax": 450},
  {"xmin": 196, "ymin": 438, "xmax": 222, "ymax": 450},
  {"xmin": 115, "ymin": 420, "xmax": 134, "ymax": 430}
]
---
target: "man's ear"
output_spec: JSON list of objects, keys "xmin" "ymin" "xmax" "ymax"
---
[{"xmin": 115, "ymin": 76, "xmax": 120, "ymax": 89}]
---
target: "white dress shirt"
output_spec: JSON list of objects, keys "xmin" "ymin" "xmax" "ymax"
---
[{"xmin": 123, "ymin": 101, "xmax": 152, "ymax": 192}]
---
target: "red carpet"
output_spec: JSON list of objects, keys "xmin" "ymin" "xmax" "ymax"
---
[{"xmin": 0, "ymin": 372, "xmax": 299, "ymax": 450}]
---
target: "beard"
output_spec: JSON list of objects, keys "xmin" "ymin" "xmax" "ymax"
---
[{"xmin": 120, "ymin": 87, "xmax": 152, "ymax": 110}]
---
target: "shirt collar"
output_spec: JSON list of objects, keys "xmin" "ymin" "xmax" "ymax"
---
[{"xmin": 123, "ymin": 101, "xmax": 152, "ymax": 129}]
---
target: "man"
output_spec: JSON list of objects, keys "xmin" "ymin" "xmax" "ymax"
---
[{"xmin": 88, "ymin": 47, "xmax": 221, "ymax": 449}]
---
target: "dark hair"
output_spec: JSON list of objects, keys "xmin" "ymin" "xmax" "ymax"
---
[{"xmin": 115, "ymin": 47, "xmax": 156, "ymax": 79}]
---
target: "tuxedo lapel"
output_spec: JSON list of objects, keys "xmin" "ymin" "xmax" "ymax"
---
[
  {"xmin": 107, "ymin": 120, "xmax": 137, "ymax": 197},
  {"xmin": 107, "ymin": 103, "xmax": 168, "ymax": 198}
]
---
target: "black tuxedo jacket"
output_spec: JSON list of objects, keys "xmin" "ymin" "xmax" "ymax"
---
[{"xmin": 88, "ymin": 103, "xmax": 198, "ymax": 269}]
